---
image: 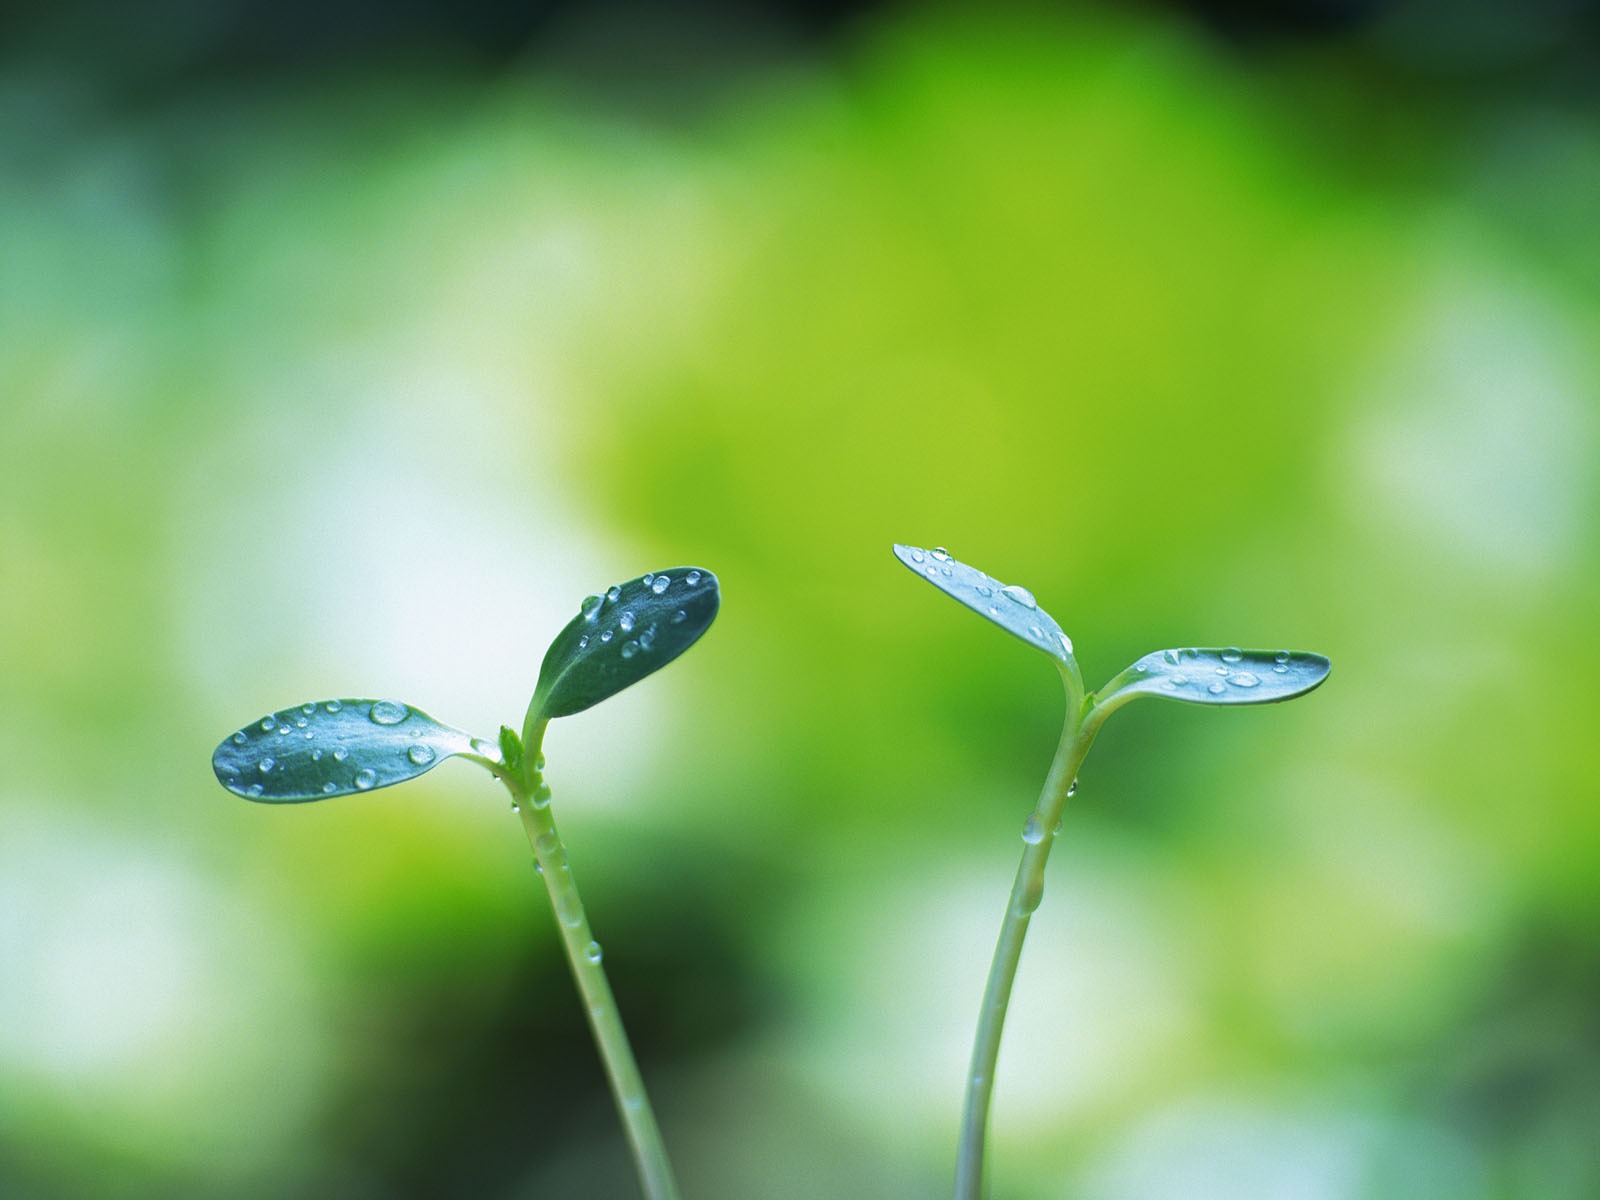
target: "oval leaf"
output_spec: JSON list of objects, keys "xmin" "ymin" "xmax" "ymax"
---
[
  {"xmin": 212, "ymin": 699, "xmax": 484, "ymax": 803},
  {"xmin": 1098, "ymin": 648, "xmax": 1331, "ymax": 709},
  {"xmin": 531, "ymin": 567, "xmax": 720, "ymax": 720},
  {"xmin": 892, "ymin": 544, "xmax": 1074, "ymax": 665}
]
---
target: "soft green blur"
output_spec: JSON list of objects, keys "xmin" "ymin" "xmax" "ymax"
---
[{"xmin": 4, "ymin": 5, "xmax": 1598, "ymax": 1198}]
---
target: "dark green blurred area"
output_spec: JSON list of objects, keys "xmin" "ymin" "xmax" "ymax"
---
[{"xmin": 3, "ymin": 3, "xmax": 1598, "ymax": 1198}]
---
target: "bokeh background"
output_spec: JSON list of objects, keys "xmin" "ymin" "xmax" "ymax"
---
[{"xmin": 3, "ymin": 1, "xmax": 1598, "ymax": 1197}]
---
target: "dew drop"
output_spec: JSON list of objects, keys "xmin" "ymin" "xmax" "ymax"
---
[
  {"xmin": 672, "ymin": 609, "xmax": 687, "ymax": 624},
  {"xmin": 323, "ymin": 782, "xmax": 336, "ymax": 794},
  {"xmin": 1000, "ymin": 584, "xmax": 1036, "ymax": 609},
  {"xmin": 605, "ymin": 585, "xmax": 622, "ymax": 603},
  {"xmin": 333, "ymin": 749, "xmax": 349, "ymax": 763},
  {"xmin": 975, "ymin": 584, "xmax": 992, "ymax": 597},
  {"xmin": 1230, "ymin": 672, "xmax": 1260, "ymax": 688},
  {"xmin": 1275, "ymin": 650, "xmax": 1292, "ymax": 664},
  {"xmin": 638, "ymin": 626, "xmax": 657, "ymax": 651},
  {"xmin": 311, "ymin": 748, "xmax": 323, "ymax": 761},
  {"xmin": 232, "ymin": 732, "xmax": 248, "ymax": 745},
  {"xmin": 1273, "ymin": 664, "xmax": 1290, "ymax": 674},
  {"xmin": 1171, "ymin": 674, "xmax": 1189, "ymax": 686},
  {"xmin": 324, "ymin": 700, "xmax": 342, "ymax": 713},
  {"xmin": 909, "ymin": 549, "xmax": 925, "ymax": 563},
  {"xmin": 651, "ymin": 575, "xmax": 670, "ymax": 595},
  {"xmin": 370, "ymin": 700, "xmax": 407, "ymax": 725},
  {"xmin": 685, "ymin": 570, "xmax": 702, "ymax": 585},
  {"xmin": 531, "ymin": 783, "xmax": 552, "ymax": 809},
  {"xmin": 510, "ymin": 800, "xmax": 522, "ymax": 814},
  {"xmin": 248, "ymin": 784, "xmax": 264, "ymax": 797},
  {"xmin": 276, "ymin": 723, "xmax": 291, "ymax": 735},
  {"xmin": 260, "ymin": 716, "xmax": 277, "ymax": 732},
  {"xmin": 642, "ymin": 573, "xmax": 655, "ymax": 586},
  {"xmin": 1067, "ymin": 778, "xmax": 1078, "ymax": 797},
  {"xmin": 941, "ymin": 566, "xmax": 953, "ymax": 576},
  {"xmin": 931, "ymin": 547, "xmax": 951, "ymax": 561},
  {"xmin": 577, "ymin": 635, "xmax": 589, "ymax": 650},
  {"xmin": 301, "ymin": 703, "xmax": 316, "ymax": 715},
  {"xmin": 1030, "ymin": 626, "xmax": 1044, "ymax": 640},
  {"xmin": 620, "ymin": 641, "xmax": 638, "ymax": 659},
  {"xmin": 295, "ymin": 716, "xmax": 309, "ymax": 728},
  {"xmin": 1022, "ymin": 815, "xmax": 1045, "ymax": 844},
  {"xmin": 581, "ymin": 594, "xmax": 604, "ymax": 620},
  {"xmin": 1221, "ymin": 648, "xmax": 1243, "ymax": 664},
  {"xmin": 1208, "ymin": 682, "xmax": 1227, "ymax": 694},
  {"xmin": 1163, "ymin": 650, "xmax": 1180, "ymax": 665},
  {"xmin": 600, "ymin": 630, "xmax": 614, "ymax": 643},
  {"xmin": 926, "ymin": 565, "xmax": 938, "ymax": 576},
  {"xmin": 1059, "ymin": 632, "xmax": 1074, "ymax": 655},
  {"xmin": 585, "ymin": 941, "xmax": 603, "ymax": 963},
  {"xmin": 258, "ymin": 757, "xmax": 275, "ymax": 774},
  {"xmin": 408, "ymin": 745, "xmax": 435, "ymax": 766},
  {"xmin": 354, "ymin": 768, "xmax": 377, "ymax": 790},
  {"xmin": 1133, "ymin": 663, "xmax": 1148, "ymax": 674},
  {"xmin": 304, "ymin": 730, "xmax": 314, "ymax": 739},
  {"xmin": 536, "ymin": 832, "xmax": 558, "ymax": 855},
  {"xmin": 619, "ymin": 611, "xmax": 636, "ymax": 633},
  {"xmin": 558, "ymin": 895, "xmax": 582, "ymax": 927},
  {"xmin": 988, "ymin": 606, "xmax": 1000, "ymax": 616}
]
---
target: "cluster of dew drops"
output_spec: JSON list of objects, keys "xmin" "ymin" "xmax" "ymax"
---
[
  {"xmin": 907, "ymin": 546, "xmax": 1072, "ymax": 656},
  {"xmin": 572, "ymin": 570, "xmax": 703, "ymax": 661},
  {"xmin": 224, "ymin": 698, "xmax": 435, "ymax": 796},
  {"xmin": 1134, "ymin": 647, "xmax": 1296, "ymax": 693}
]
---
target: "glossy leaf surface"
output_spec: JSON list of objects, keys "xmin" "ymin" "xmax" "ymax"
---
[
  {"xmin": 893, "ymin": 544, "xmax": 1073, "ymax": 666},
  {"xmin": 531, "ymin": 568, "xmax": 720, "ymax": 720},
  {"xmin": 1098, "ymin": 647, "xmax": 1331, "ymax": 709},
  {"xmin": 213, "ymin": 699, "xmax": 484, "ymax": 803}
]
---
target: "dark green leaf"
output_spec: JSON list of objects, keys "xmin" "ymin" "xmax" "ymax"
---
[
  {"xmin": 892, "ymin": 544, "xmax": 1073, "ymax": 666},
  {"xmin": 212, "ymin": 699, "xmax": 485, "ymax": 803},
  {"xmin": 1097, "ymin": 647, "xmax": 1331, "ymax": 710},
  {"xmin": 531, "ymin": 568, "xmax": 720, "ymax": 720}
]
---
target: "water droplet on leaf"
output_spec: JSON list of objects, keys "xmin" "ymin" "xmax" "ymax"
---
[
  {"xmin": 408, "ymin": 745, "xmax": 435, "ymax": 765},
  {"xmin": 258, "ymin": 757, "xmax": 275, "ymax": 774},
  {"xmin": 651, "ymin": 576, "xmax": 670, "ymax": 595},
  {"xmin": 1000, "ymin": 584, "xmax": 1036, "ymax": 609},
  {"xmin": 260, "ymin": 717, "xmax": 276, "ymax": 732},
  {"xmin": 619, "ymin": 611, "xmax": 636, "ymax": 633},
  {"xmin": 685, "ymin": 570, "xmax": 702, "ymax": 585},
  {"xmin": 1230, "ymin": 672, "xmax": 1260, "ymax": 687},
  {"xmin": 581, "ymin": 594, "xmax": 603, "ymax": 620},
  {"xmin": 354, "ymin": 768, "xmax": 377, "ymax": 789},
  {"xmin": 605, "ymin": 585, "xmax": 621, "ymax": 603},
  {"xmin": 1022, "ymin": 815, "xmax": 1045, "ymax": 844},
  {"xmin": 1208, "ymin": 682, "xmax": 1226, "ymax": 694},
  {"xmin": 370, "ymin": 700, "xmax": 407, "ymax": 725},
  {"xmin": 324, "ymin": 700, "xmax": 342, "ymax": 713},
  {"xmin": 931, "ymin": 547, "xmax": 951, "ymax": 561},
  {"xmin": 1221, "ymin": 648, "xmax": 1243, "ymax": 663},
  {"xmin": 586, "ymin": 941, "xmax": 603, "ymax": 963}
]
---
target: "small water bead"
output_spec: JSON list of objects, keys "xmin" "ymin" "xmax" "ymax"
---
[
  {"xmin": 301, "ymin": 703, "xmax": 316, "ymax": 715},
  {"xmin": 311, "ymin": 748, "xmax": 323, "ymax": 761},
  {"xmin": 605, "ymin": 585, "xmax": 622, "ymax": 603},
  {"xmin": 1208, "ymin": 682, "xmax": 1227, "ymax": 694},
  {"xmin": 941, "ymin": 566, "xmax": 953, "ymax": 576},
  {"xmin": 258, "ymin": 757, "xmax": 275, "ymax": 774},
  {"xmin": 370, "ymin": 700, "xmax": 408, "ymax": 726},
  {"xmin": 1000, "ymin": 584, "xmax": 1036, "ymax": 609},
  {"xmin": 638, "ymin": 626, "xmax": 657, "ymax": 651},
  {"xmin": 1221, "ymin": 648, "xmax": 1243, "ymax": 664},
  {"xmin": 620, "ymin": 641, "xmax": 638, "ymax": 659},
  {"xmin": 1067, "ymin": 779, "xmax": 1078, "ymax": 797},
  {"xmin": 333, "ymin": 749, "xmax": 349, "ymax": 763},
  {"xmin": 931, "ymin": 547, "xmax": 951, "ymax": 561},
  {"xmin": 557, "ymin": 895, "xmax": 583, "ymax": 927},
  {"xmin": 323, "ymin": 782, "xmax": 337, "ymax": 794},
  {"xmin": 585, "ymin": 941, "xmax": 603, "ymax": 963},
  {"xmin": 909, "ymin": 549, "xmax": 925, "ymax": 563},
  {"xmin": 642, "ymin": 573, "xmax": 654, "ymax": 586},
  {"xmin": 988, "ymin": 606, "xmax": 1000, "ymax": 616},
  {"xmin": 260, "ymin": 716, "xmax": 277, "ymax": 732},
  {"xmin": 248, "ymin": 783, "xmax": 264, "ymax": 797},
  {"xmin": 926, "ymin": 565, "xmax": 939, "ymax": 577},
  {"xmin": 536, "ymin": 831, "xmax": 558, "ymax": 855},
  {"xmin": 685, "ymin": 570, "xmax": 702, "ymax": 586},
  {"xmin": 1273, "ymin": 664, "xmax": 1290, "ymax": 674},
  {"xmin": 531, "ymin": 783, "xmax": 552, "ymax": 809},
  {"xmin": 535, "ymin": 753, "xmax": 546, "ymax": 769},
  {"xmin": 975, "ymin": 584, "xmax": 992, "ymax": 597},
  {"xmin": 304, "ymin": 730, "xmax": 314, "ymax": 739},
  {"xmin": 619, "ymin": 611, "xmax": 636, "ymax": 633},
  {"xmin": 1275, "ymin": 650, "xmax": 1292, "ymax": 663},
  {"xmin": 1230, "ymin": 672, "xmax": 1260, "ymax": 688},
  {"xmin": 1163, "ymin": 650, "xmax": 1180, "ymax": 665},
  {"xmin": 672, "ymin": 609, "xmax": 687, "ymax": 624},
  {"xmin": 354, "ymin": 768, "xmax": 377, "ymax": 790},
  {"xmin": 1022, "ymin": 814, "xmax": 1045, "ymax": 844},
  {"xmin": 1133, "ymin": 663, "xmax": 1149, "ymax": 674},
  {"xmin": 324, "ymin": 700, "xmax": 342, "ymax": 713},
  {"xmin": 277, "ymin": 723, "xmax": 291, "ymax": 735},
  {"xmin": 408, "ymin": 745, "xmax": 436, "ymax": 766},
  {"xmin": 232, "ymin": 732, "xmax": 248, "ymax": 746},
  {"xmin": 1031, "ymin": 626, "xmax": 1045, "ymax": 641},
  {"xmin": 600, "ymin": 630, "xmax": 614, "ymax": 643},
  {"xmin": 295, "ymin": 716, "xmax": 308, "ymax": 728},
  {"xmin": 1170, "ymin": 675, "xmax": 1189, "ymax": 686},
  {"xmin": 1059, "ymin": 632, "xmax": 1074, "ymax": 655},
  {"xmin": 581, "ymin": 594, "xmax": 604, "ymax": 620},
  {"xmin": 650, "ymin": 575, "xmax": 670, "ymax": 595},
  {"xmin": 577, "ymin": 635, "xmax": 589, "ymax": 650}
]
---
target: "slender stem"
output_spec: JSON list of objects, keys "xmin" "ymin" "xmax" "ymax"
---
[
  {"xmin": 954, "ymin": 681, "xmax": 1098, "ymax": 1200},
  {"xmin": 504, "ymin": 724, "xmax": 681, "ymax": 1200}
]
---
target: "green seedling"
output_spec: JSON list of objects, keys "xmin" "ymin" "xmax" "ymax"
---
[
  {"xmin": 213, "ymin": 567, "xmax": 720, "ymax": 1200},
  {"xmin": 893, "ymin": 544, "xmax": 1330, "ymax": 1200}
]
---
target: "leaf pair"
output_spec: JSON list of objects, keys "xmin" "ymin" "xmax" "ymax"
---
[
  {"xmin": 892, "ymin": 543, "xmax": 1330, "ymax": 712},
  {"xmin": 212, "ymin": 568, "xmax": 720, "ymax": 802}
]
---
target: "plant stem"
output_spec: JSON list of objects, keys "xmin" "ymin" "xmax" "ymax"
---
[
  {"xmin": 953, "ymin": 682, "xmax": 1097, "ymax": 1200},
  {"xmin": 504, "ymin": 724, "xmax": 681, "ymax": 1200}
]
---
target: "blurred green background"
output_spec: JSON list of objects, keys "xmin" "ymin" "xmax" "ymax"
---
[{"xmin": 3, "ymin": 1, "xmax": 1598, "ymax": 1197}]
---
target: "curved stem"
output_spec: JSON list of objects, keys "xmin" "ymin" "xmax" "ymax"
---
[
  {"xmin": 954, "ymin": 682, "xmax": 1099, "ymax": 1200},
  {"xmin": 505, "ymin": 722, "xmax": 681, "ymax": 1200}
]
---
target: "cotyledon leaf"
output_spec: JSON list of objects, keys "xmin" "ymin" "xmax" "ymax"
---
[
  {"xmin": 530, "ymin": 567, "xmax": 720, "ymax": 720},
  {"xmin": 1096, "ymin": 647, "xmax": 1331, "ymax": 713},
  {"xmin": 892, "ymin": 544, "xmax": 1074, "ymax": 666},
  {"xmin": 213, "ymin": 699, "xmax": 493, "ymax": 803}
]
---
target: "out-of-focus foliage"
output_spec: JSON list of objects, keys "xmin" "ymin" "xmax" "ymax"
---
[{"xmin": 2, "ymin": 4, "xmax": 1597, "ymax": 1198}]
